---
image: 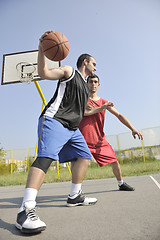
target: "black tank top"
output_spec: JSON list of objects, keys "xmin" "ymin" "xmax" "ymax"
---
[{"xmin": 40, "ymin": 69, "xmax": 90, "ymax": 130}]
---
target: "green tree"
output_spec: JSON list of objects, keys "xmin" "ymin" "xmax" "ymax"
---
[{"xmin": 0, "ymin": 143, "xmax": 6, "ymax": 162}]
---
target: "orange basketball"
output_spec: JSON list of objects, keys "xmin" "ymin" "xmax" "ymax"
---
[{"xmin": 41, "ymin": 31, "xmax": 70, "ymax": 61}]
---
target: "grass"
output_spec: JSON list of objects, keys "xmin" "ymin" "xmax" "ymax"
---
[{"xmin": 0, "ymin": 160, "xmax": 160, "ymax": 187}]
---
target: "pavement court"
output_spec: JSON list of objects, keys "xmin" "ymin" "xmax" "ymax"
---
[{"xmin": 0, "ymin": 174, "xmax": 160, "ymax": 240}]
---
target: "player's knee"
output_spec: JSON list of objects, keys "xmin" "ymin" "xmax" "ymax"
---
[{"xmin": 31, "ymin": 157, "xmax": 53, "ymax": 173}]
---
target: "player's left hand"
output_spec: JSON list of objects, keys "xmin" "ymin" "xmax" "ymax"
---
[
  {"xmin": 102, "ymin": 101, "xmax": 114, "ymax": 110},
  {"xmin": 132, "ymin": 130, "xmax": 143, "ymax": 140}
]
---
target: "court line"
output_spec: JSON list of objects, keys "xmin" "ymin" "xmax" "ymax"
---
[{"xmin": 150, "ymin": 176, "xmax": 160, "ymax": 190}]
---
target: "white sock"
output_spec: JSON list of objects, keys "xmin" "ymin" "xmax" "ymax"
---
[
  {"xmin": 70, "ymin": 183, "xmax": 82, "ymax": 197},
  {"xmin": 118, "ymin": 180, "xmax": 124, "ymax": 186},
  {"xmin": 20, "ymin": 188, "xmax": 38, "ymax": 210}
]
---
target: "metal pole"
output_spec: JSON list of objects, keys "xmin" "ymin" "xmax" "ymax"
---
[
  {"xmin": 141, "ymin": 139, "xmax": 146, "ymax": 163},
  {"xmin": 57, "ymin": 160, "xmax": 60, "ymax": 179},
  {"xmin": 34, "ymin": 81, "xmax": 47, "ymax": 106},
  {"xmin": 10, "ymin": 150, "xmax": 13, "ymax": 174},
  {"xmin": 66, "ymin": 162, "xmax": 72, "ymax": 176}
]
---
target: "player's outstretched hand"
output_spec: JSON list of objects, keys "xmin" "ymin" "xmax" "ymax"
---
[
  {"xmin": 132, "ymin": 129, "xmax": 143, "ymax": 140},
  {"xmin": 102, "ymin": 101, "xmax": 114, "ymax": 110}
]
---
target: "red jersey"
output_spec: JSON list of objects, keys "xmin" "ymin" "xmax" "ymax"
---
[{"xmin": 79, "ymin": 98, "xmax": 109, "ymax": 148}]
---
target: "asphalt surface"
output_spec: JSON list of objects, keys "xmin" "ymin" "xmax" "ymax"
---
[{"xmin": 0, "ymin": 174, "xmax": 160, "ymax": 240}]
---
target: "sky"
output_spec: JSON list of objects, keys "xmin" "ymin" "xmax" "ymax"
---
[{"xmin": 0, "ymin": 0, "xmax": 160, "ymax": 150}]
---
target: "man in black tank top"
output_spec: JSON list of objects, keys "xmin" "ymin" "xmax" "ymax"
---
[
  {"xmin": 40, "ymin": 69, "xmax": 90, "ymax": 129},
  {"xmin": 15, "ymin": 30, "xmax": 97, "ymax": 234}
]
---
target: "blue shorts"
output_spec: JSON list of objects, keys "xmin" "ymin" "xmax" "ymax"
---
[{"xmin": 37, "ymin": 116, "xmax": 92, "ymax": 163}]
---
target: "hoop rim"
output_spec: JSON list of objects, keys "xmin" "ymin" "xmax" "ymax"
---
[{"xmin": 16, "ymin": 62, "xmax": 36, "ymax": 74}]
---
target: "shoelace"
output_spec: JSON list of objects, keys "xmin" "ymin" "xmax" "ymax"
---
[{"xmin": 26, "ymin": 208, "xmax": 39, "ymax": 221}]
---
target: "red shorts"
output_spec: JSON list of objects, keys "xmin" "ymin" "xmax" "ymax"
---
[{"xmin": 89, "ymin": 143, "xmax": 118, "ymax": 167}]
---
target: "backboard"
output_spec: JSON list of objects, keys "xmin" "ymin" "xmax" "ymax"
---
[{"xmin": 1, "ymin": 50, "xmax": 60, "ymax": 85}]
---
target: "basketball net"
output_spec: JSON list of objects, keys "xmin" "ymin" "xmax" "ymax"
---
[{"xmin": 16, "ymin": 62, "xmax": 36, "ymax": 84}]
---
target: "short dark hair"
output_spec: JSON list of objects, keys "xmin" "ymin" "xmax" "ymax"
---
[
  {"xmin": 76, "ymin": 54, "xmax": 92, "ymax": 69},
  {"xmin": 87, "ymin": 74, "xmax": 99, "ymax": 83}
]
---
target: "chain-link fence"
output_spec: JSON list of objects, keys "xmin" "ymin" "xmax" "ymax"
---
[
  {"xmin": 1, "ymin": 126, "xmax": 160, "ymax": 174},
  {"xmin": 107, "ymin": 126, "xmax": 160, "ymax": 164}
]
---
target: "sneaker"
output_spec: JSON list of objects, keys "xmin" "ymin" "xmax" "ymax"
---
[
  {"xmin": 15, "ymin": 201, "xmax": 46, "ymax": 234},
  {"xmin": 119, "ymin": 182, "xmax": 135, "ymax": 191},
  {"xmin": 67, "ymin": 191, "xmax": 97, "ymax": 207}
]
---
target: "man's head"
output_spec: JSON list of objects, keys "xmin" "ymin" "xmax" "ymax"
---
[
  {"xmin": 87, "ymin": 74, "xmax": 100, "ymax": 93},
  {"xmin": 76, "ymin": 54, "xmax": 96, "ymax": 77}
]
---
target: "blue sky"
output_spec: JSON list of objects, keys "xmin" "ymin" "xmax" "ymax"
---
[{"xmin": 0, "ymin": 0, "xmax": 160, "ymax": 150}]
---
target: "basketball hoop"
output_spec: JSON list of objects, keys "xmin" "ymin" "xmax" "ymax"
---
[{"xmin": 16, "ymin": 62, "xmax": 36, "ymax": 84}]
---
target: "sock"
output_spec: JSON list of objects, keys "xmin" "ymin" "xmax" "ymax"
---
[
  {"xmin": 118, "ymin": 180, "xmax": 124, "ymax": 186},
  {"xmin": 20, "ymin": 188, "xmax": 38, "ymax": 211},
  {"xmin": 70, "ymin": 183, "xmax": 82, "ymax": 197}
]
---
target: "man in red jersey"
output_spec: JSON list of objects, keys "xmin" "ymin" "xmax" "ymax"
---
[{"xmin": 79, "ymin": 74, "xmax": 143, "ymax": 191}]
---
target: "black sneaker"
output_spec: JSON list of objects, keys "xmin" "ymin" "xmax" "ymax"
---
[
  {"xmin": 15, "ymin": 201, "xmax": 46, "ymax": 234},
  {"xmin": 119, "ymin": 182, "xmax": 135, "ymax": 191},
  {"xmin": 67, "ymin": 191, "xmax": 97, "ymax": 207}
]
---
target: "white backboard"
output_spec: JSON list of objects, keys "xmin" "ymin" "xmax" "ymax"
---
[{"xmin": 1, "ymin": 50, "xmax": 60, "ymax": 85}]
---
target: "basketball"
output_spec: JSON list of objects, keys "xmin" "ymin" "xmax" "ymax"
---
[{"xmin": 41, "ymin": 31, "xmax": 70, "ymax": 61}]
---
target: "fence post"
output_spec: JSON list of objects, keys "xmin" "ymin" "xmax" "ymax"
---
[
  {"xmin": 116, "ymin": 135, "xmax": 123, "ymax": 164},
  {"xmin": 57, "ymin": 160, "xmax": 60, "ymax": 179},
  {"xmin": 10, "ymin": 150, "xmax": 13, "ymax": 174},
  {"xmin": 141, "ymin": 139, "xmax": 146, "ymax": 163}
]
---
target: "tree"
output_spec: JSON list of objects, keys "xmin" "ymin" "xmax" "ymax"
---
[{"xmin": 0, "ymin": 143, "xmax": 6, "ymax": 162}]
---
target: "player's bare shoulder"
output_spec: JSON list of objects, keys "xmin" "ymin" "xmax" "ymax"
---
[{"xmin": 59, "ymin": 65, "xmax": 73, "ymax": 80}]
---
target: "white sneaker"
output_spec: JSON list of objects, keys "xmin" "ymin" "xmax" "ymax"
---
[
  {"xmin": 67, "ymin": 190, "xmax": 97, "ymax": 207},
  {"xmin": 15, "ymin": 201, "xmax": 46, "ymax": 233}
]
